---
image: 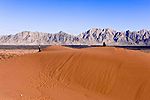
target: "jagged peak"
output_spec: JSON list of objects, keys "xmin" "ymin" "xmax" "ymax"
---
[
  {"xmin": 139, "ymin": 29, "xmax": 149, "ymax": 33},
  {"xmin": 58, "ymin": 31, "xmax": 64, "ymax": 34}
]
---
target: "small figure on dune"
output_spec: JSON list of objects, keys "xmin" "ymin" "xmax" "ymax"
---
[
  {"xmin": 38, "ymin": 45, "xmax": 41, "ymax": 52},
  {"xmin": 103, "ymin": 42, "xmax": 106, "ymax": 47}
]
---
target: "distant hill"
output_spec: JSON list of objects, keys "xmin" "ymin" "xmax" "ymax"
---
[{"xmin": 0, "ymin": 28, "xmax": 150, "ymax": 46}]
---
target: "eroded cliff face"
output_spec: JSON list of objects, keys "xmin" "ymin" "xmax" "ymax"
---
[
  {"xmin": 0, "ymin": 28, "xmax": 150, "ymax": 45},
  {"xmin": 79, "ymin": 28, "xmax": 150, "ymax": 46}
]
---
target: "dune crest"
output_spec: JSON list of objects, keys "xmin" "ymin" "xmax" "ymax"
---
[
  {"xmin": 0, "ymin": 46, "xmax": 150, "ymax": 100},
  {"xmin": 42, "ymin": 45, "xmax": 74, "ymax": 51}
]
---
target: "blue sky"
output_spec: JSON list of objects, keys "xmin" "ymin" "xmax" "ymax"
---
[{"xmin": 0, "ymin": 0, "xmax": 150, "ymax": 35}]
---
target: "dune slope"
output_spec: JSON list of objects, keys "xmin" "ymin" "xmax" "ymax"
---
[{"xmin": 0, "ymin": 46, "xmax": 150, "ymax": 100}]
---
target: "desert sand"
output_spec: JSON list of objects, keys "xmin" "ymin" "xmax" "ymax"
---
[
  {"xmin": 0, "ymin": 49, "xmax": 37, "ymax": 60},
  {"xmin": 0, "ymin": 46, "xmax": 150, "ymax": 100}
]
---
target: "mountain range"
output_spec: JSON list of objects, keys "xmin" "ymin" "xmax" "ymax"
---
[{"xmin": 0, "ymin": 28, "xmax": 150, "ymax": 46}]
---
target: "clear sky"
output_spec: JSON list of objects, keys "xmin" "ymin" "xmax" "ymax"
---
[{"xmin": 0, "ymin": 0, "xmax": 150, "ymax": 35}]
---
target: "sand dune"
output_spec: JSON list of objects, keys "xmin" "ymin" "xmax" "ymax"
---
[{"xmin": 0, "ymin": 46, "xmax": 150, "ymax": 100}]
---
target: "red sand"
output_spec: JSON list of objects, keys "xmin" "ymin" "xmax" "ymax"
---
[{"xmin": 0, "ymin": 46, "xmax": 150, "ymax": 100}]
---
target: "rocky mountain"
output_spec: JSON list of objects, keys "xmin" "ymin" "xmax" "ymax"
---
[
  {"xmin": 79, "ymin": 28, "xmax": 150, "ymax": 46},
  {"xmin": 0, "ymin": 28, "xmax": 150, "ymax": 46},
  {"xmin": 0, "ymin": 31, "xmax": 80, "ymax": 45}
]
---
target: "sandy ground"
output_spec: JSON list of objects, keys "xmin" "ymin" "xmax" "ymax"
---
[
  {"xmin": 0, "ymin": 46, "xmax": 150, "ymax": 100},
  {"xmin": 0, "ymin": 49, "xmax": 38, "ymax": 60},
  {"xmin": 141, "ymin": 50, "xmax": 150, "ymax": 53}
]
